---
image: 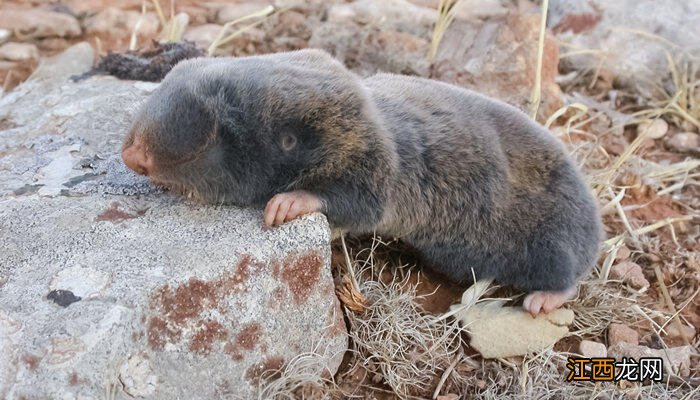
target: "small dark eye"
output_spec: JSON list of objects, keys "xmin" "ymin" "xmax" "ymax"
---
[{"xmin": 280, "ymin": 134, "xmax": 297, "ymax": 152}]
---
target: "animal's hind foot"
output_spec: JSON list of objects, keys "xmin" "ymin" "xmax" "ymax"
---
[{"xmin": 523, "ymin": 287, "xmax": 577, "ymax": 317}]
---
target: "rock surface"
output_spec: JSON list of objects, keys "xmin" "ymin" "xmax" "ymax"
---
[
  {"xmin": 0, "ymin": 42, "xmax": 39, "ymax": 62},
  {"xmin": 667, "ymin": 132, "xmax": 700, "ymax": 154},
  {"xmin": 608, "ymin": 344, "xmax": 695, "ymax": 377},
  {"xmin": 0, "ymin": 8, "xmax": 82, "ymax": 39},
  {"xmin": 455, "ymin": 304, "xmax": 574, "ymax": 358},
  {"xmin": 0, "ymin": 43, "xmax": 347, "ymax": 399},
  {"xmin": 579, "ymin": 340, "xmax": 607, "ymax": 358},
  {"xmin": 310, "ymin": 0, "xmax": 562, "ymax": 119},
  {"xmin": 84, "ymin": 7, "xmax": 160, "ymax": 39},
  {"xmin": 610, "ymin": 261, "xmax": 650, "ymax": 290},
  {"xmin": 607, "ymin": 323, "xmax": 639, "ymax": 346},
  {"xmin": 549, "ymin": 0, "xmax": 700, "ymax": 98},
  {"xmin": 183, "ymin": 24, "xmax": 224, "ymax": 49}
]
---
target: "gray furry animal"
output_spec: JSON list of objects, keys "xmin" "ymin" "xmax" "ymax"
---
[{"xmin": 122, "ymin": 49, "xmax": 602, "ymax": 315}]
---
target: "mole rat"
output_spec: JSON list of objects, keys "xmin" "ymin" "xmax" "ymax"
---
[{"xmin": 122, "ymin": 49, "xmax": 602, "ymax": 315}]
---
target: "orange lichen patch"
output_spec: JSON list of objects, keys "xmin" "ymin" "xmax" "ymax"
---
[
  {"xmin": 68, "ymin": 372, "xmax": 86, "ymax": 386},
  {"xmin": 281, "ymin": 251, "xmax": 323, "ymax": 304},
  {"xmin": 224, "ymin": 341, "xmax": 244, "ymax": 361},
  {"xmin": 146, "ymin": 254, "xmax": 269, "ymax": 351},
  {"xmin": 153, "ymin": 278, "xmax": 219, "ymax": 326},
  {"xmin": 220, "ymin": 255, "xmax": 265, "ymax": 295},
  {"xmin": 95, "ymin": 201, "xmax": 140, "ymax": 223},
  {"xmin": 271, "ymin": 258, "xmax": 282, "ymax": 278},
  {"xmin": 236, "ymin": 323, "xmax": 262, "ymax": 351},
  {"xmin": 223, "ymin": 322, "xmax": 264, "ymax": 361},
  {"xmin": 22, "ymin": 353, "xmax": 40, "ymax": 371},
  {"xmin": 146, "ymin": 316, "xmax": 181, "ymax": 351},
  {"xmin": 245, "ymin": 356, "xmax": 285, "ymax": 384},
  {"xmin": 189, "ymin": 320, "xmax": 228, "ymax": 355}
]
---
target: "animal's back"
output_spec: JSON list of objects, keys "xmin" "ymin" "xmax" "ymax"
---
[{"xmin": 364, "ymin": 73, "xmax": 601, "ymax": 290}]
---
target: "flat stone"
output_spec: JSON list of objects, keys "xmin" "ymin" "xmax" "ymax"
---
[
  {"xmin": 0, "ymin": 9, "xmax": 81, "ymax": 39},
  {"xmin": 0, "ymin": 42, "xmax": 39, "ymax": 62},
  {"xmin": 579, "ymin": 340, "xmax": 607, "ymax": 358},
  {"xmin": 610, "ymin": 261, "xmax": 650, "ymax": 289},
  {"xmin": 0, "ymin": 43, "xmax": 347, "ymax": 399},
  {"xmin": 183, "ymin": 23, "xmax": 223, "ymax": 49},
  {"xmin": 607, "ymin": 323, "xmax": 639, "ymax": 346},
  {"xmin": 549, "ymin": 0, "xmax": 700, "ymax": 98},
  {"xmin": 84, "ymin": 7, "xmax": 160, "ymax": 38},
  {"xmin": 311, "ymin": 1, "xmax": 562, "ymax": 118},
  {"xmin": 454, "ymin": 304, "xmax": 574, "ymax": 358},
  {"xmin": 638, "ymin": 119, "xmax": 669, "ymax": 139},
  {"xmin": 608, "ymin": 343, "xmax": 695, "ymax": 377},
  {"xmin": 667, "ymin": 132, "xmax": 700, "ymax": 154}
]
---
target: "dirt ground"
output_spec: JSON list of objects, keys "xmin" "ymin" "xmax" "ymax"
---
[{"xmin": 1, "ymin": 0, "xmax": 697, "ymax": 399}]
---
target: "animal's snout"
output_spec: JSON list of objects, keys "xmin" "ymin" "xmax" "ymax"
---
[{"xmin": 121, "ymin": 138, "xmax": 153, "ymax": 176}]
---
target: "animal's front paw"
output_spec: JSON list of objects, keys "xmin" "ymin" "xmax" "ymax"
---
[
  {"xmin": 523, "ymin": 287, "xmax": 577, "ymax": 317},
  {"xmin": 263, "ymin": 190, "xmax": 322, "ymax": 227}
]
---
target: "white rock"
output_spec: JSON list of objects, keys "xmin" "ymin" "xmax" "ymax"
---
[
  {"xmin": 183, "ymin": 24, "xmax": 223, "ymax": 49},
  {"xmin": 50, "ymin": 266, "xmax": 110, "ymax": 299},
  {"xmin": 118, "ymin": 353, "xmax": 157, "ymax": 397},
  {"xmin": 0, "ymin": 9, "xmax": 81, "ymax": 39},
  {"xmin": 638, "ymin": 119, "xmax": 668, "ymax": 139},
  {"xmin": 579, "ymin": 340, "xmax": 607, "ymax": 358},
  {"xmin": 84, "ymin": 7, "xmax": 159, "ymax": 38},
  {"xmin": 667, "ymin": 132, "xmax": 699, "ymax": 153},
  {"xmin": 0, "ymin": 42, "xmax": 39, "ymax": 62},
  {"xmin": 455, "ymin": 304, "xmax": 574, "ymax": 358},
  {"xmin": 0, "ymin": 29, "xmax": 10, "ymax": 44}
]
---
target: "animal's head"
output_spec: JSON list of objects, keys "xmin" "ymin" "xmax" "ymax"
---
[{"xmin": 122, "ymin": 50, "xmax": 377, "ymax": 206}]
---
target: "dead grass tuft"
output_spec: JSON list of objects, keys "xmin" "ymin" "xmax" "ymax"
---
[
  {"xmin": 428, "ymin": 0, "xmax": 463, "ymax": 62},
  {"xmin": 337, "ymin": 235, "xmax": 468, "ymax": 399},
  {"xmin": 251, "ymin": 350, "xmax": 337, "ymax": 400}
]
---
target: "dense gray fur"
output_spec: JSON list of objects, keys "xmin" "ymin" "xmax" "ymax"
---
[{"xmin": 126, "ymin": 49, "xmax": 602, "ymax": 292}]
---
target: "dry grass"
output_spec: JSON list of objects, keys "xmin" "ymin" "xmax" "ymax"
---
[
  {"xmin": 251, "ymin": 351, "xmax": 337, "ymax": 400},
  {"xmin": 327, "ymin": 39, "xmax": 699, "ymax": 398},
  {"xmin": 207, "ymin": 5, "xmax": 276, "ymax": 56},
  {"xmin": 337, "ymin": 236, "xmax": 469, "ymax": 399},
  {"xmin": 458, "ymin": 349, "xmax": 699, "ymax": 399},
  {"xmin": 529, "ymin": 0, "xmax": 550, "ymax": 120},
  {"xmin": 428, "ymin": 0, "xmax": 463, "ymax": 62}
]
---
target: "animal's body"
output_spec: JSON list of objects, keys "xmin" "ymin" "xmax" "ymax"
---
[{"xmin": 122, "ymin": 49, "xmax": 602, "ymax": 314}]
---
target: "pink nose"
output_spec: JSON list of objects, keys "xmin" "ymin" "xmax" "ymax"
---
[{"xmin": 121, "ymin": 141, "xmax": 153, "ymax": 176}]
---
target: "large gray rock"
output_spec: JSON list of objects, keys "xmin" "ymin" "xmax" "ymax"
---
[
  {"xmin": 549, "ymin": 0, "xmax": 700, "ymax": 98},
  {"xmin": 0, "ymin": 43, "xmax": 347, "ymax": 399},
  {"xmin": 310, "ymin": 0, "xmax": 562, "ymax": 118}
]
